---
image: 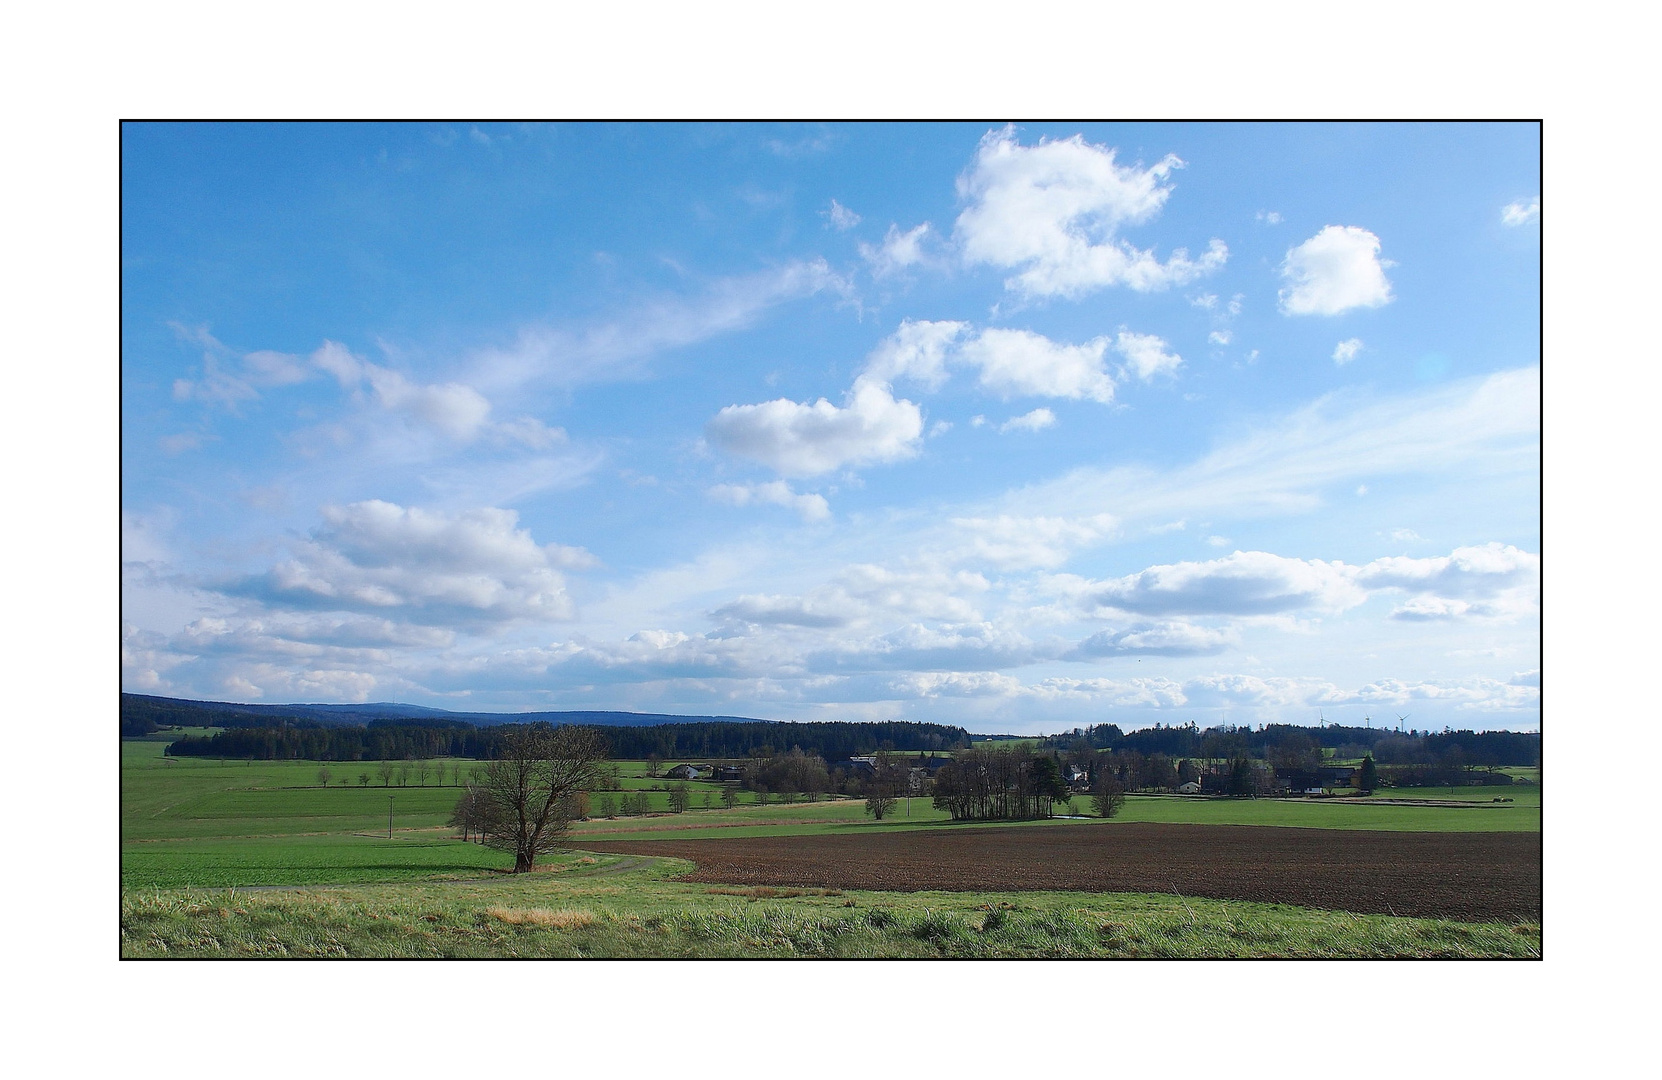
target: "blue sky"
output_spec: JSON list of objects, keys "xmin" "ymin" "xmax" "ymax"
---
[{"xmin": 121, "ymin": 121, "xmax": 1539, "ymax": 731}]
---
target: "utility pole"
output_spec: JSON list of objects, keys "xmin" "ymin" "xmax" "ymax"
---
[{"xmin": 388, "ymin": 794, "xmax": 394, "ymax": 840}]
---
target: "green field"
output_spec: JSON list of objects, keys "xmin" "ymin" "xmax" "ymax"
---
[
  {"xmin": 123, "ymin": 738, "xmax": 1541, "ymax": 884},
  {"xmin": 120, "ymin": 736, "xmax": 1541, "ymax": 956}
]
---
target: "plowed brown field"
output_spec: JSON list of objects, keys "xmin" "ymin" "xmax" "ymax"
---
[{"xmin": 570, "ymin": 823, "xmax": 1540, "ymax": 922}]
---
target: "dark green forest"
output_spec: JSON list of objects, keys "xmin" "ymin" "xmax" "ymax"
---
[{"xmin": 129, "ymin": 693, "xmax": 1537, "ymax": 785}]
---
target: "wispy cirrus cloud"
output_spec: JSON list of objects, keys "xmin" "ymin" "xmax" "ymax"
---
[{"xmin": 469, "ymin": 259, "xmax": 850, "ymax": 394}]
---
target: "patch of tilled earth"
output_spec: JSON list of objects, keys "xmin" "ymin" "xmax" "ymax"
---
[{"xmin": 569, "ymin": 823, "xmax": 1540, "ymax": 923}]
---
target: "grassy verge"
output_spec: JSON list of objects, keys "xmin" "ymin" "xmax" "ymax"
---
[{"xmin": 120, "ymin": 854, "xmax": 1540, "ymax": 959}]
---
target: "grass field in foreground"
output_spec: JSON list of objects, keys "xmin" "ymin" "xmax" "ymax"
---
[{"xmin": 120, "ymin": 853, "xmax": 1540, "ymax": 959}]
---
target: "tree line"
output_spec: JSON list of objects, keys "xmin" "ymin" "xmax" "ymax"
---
[
  {"xmin": 164, "ymin": 719, "xmax": 493, "ymax": 761},
  {"xmin": 162, "ymin": 717, "xmax": 972, "ymax": 763},
  {"xmin": 1040, "ymin": 721, "xmax": 1538, "ymax": 768}
]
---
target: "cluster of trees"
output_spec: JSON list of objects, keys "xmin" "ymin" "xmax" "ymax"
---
[
  {"xmin": 740, "ymin": 749, "xmax": 832, "ymax": 798},
  {"xmin": 931, "ymin": 746, "xmax": 1073, "ymax": 821},
  {"xmin": 1091, "ymin": 751, "xmax": 1203, "ymax": 792}
]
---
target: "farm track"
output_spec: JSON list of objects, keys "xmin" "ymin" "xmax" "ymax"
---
[
  {"xmin": 187, "ymin": 855, "xmax": 667, "ymax": 892},
  {"xmin": 569, "ymin": 822, "xmax": 1541, "ymax": 923}
]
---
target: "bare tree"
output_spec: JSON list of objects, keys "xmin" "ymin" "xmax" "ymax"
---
[
  {"xmin": 416, "ymin": 760, "xmax": 430, "ymax": 787},
  {"xmin": 865, "ymin": 752, "xmax": 903, "ymax": 820},
  {"xmin": 1092, "ymin": 772, "xmax": 1126, "ymax": 819},
  {"xmin": 358, "ymin": 772, "xmax": 370, "ymax": 787},
  {"xmin": 721, "ymin": 785, "xmax": 739, "ymax": 810},
  {"xmin": 465, "ymin": 724, "xmax": 608, "ymax": 873},
  {"xmin": 448, "ymin": 785, "xmax": 485, "ymax": 842},
  {"xmin": 396, "ymin": 763, "xmax": 412, "ymax": 787},
  {"xmin": 668, "ymin": 782, "xmax": 691, "ymax": 813},
  {"xmin": 377, "ymin": 760, "xmax": 395, "ymax": 787},
  {"xmin": 316, "ymin": 766, "xmax": 332, "ymax": 787}
]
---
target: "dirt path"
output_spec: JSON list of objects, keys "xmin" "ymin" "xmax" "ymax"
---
[{"xmin": 195, "ymin": 852, "xmax": 668, "ymax": 893}]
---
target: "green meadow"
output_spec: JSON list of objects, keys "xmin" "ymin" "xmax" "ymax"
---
[{"xmin": 123, "ymin": 736, "xmax": 1541, "ymax": 887}]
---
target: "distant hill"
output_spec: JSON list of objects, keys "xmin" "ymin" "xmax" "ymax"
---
[{"xmin": 119, "ymin": 693, "xmax": 773, "ymax": 734}]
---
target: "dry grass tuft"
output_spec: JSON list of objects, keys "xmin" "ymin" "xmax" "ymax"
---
[{"xmin": 484, "ymin": 906, "xmax": 599, "ymax": 929}]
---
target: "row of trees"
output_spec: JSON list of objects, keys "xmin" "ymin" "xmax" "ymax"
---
[{"xmin": 316, "ymin": 760, "xmax": 478, "ymax": 787}]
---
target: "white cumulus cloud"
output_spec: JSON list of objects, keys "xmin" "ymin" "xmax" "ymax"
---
[
  {"xmin": 1358, "ymin": 542, "xmax": 1539, "ymax": 621},
  {"xmin": 1501, "ymin": 197, "xmax": 1540, "ymax": 226},
  {"xmin": 239, "ymin": 500, "xmax": 594, "ymax": 625},
  {"xmin": 1114, "ymin": 330, "xmax": 1183, "ymax": 380},
  {"xmin": 860, "ymin": 319, "xmax": 969, "ymax": 390},
  {"xmin": 958, "ymin": 328, "xmax": 1115, "ymax": 403},
  {"xmin": 706, "ymin": 376, "xmax": 924, "ymax": 477},
  {"xmin": 314, "ymin": 341, "xmax": 493, "ymax": 441},
  {"xmin": 951, "ymin": 512, "xmax": 1117, "ymax": 569},
  {"xmin": 954, "ymin": 125, "xmax": 1227, "ymax": 298},
  {"xmin": 1278, "ymin": 226, "xmax": 1394, "ymax": 316},
  {"xmin": 1086, "ymin": 550, "xmax": 1368, "ymax": 616},
  {"xmin": 1000, "ymin": 407, "xmax": 1055, "ymax": 433},
  {"xmin": 824, "ymin": 199, "xmax": 861, "ymax": 230},
  {"xmin": 1333, "ymin": 338, "xmax": 1364, "ymax": 364},
  {"xmin": 1069, "ymin": 621, "xmax": 1237, "ymax": 658},
  {"xmin": 860, "ymin": 222, "xmax": 933, "ymax": 277},
  {"xmin": 707, "ymin": 480, "xmax": 831, "ymax": 522}
]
